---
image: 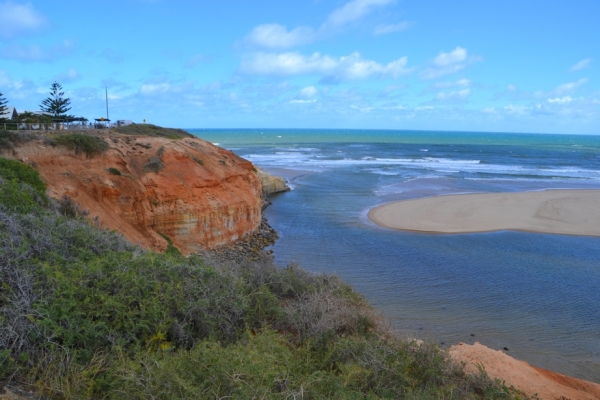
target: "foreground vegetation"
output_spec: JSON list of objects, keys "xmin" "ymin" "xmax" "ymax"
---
[{"xmin": 0, "ymin": 150, "xmax": 529, "ymax": 398}]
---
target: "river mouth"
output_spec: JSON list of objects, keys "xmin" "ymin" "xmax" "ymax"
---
[{"xmin": 190, "ymin": 128, "xmax": 600, "ymax": 383}]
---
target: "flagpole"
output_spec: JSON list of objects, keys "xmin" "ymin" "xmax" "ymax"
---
[{"xmin": 105, "ymin": 87, "xmax": 109, "ymax": 125}]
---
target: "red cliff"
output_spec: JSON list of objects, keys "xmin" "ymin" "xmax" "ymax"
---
[{"xmin": 12, "ymin": 132, "xmax": 263, "ymax": 254}]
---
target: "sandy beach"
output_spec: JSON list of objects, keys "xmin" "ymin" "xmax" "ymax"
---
[{"xmin": 368, "ymin": 190, "xmax": 600, "ymax": 237}]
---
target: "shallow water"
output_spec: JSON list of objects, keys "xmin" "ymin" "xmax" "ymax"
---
[{"xmin": 189, "ymin": 129, "xmax": 600, "ymax": 382}]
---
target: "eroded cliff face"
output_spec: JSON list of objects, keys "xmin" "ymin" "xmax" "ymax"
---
[{"xmin": 12, "ymin": 132, "xmax": 263, "ymax": 254}]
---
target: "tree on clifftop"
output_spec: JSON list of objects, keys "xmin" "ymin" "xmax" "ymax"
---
[
  {"xmin": 40, "ymin": 82, "xmax": 72, "ymax": 119},
  {"xmin": 0, "ymin": 92, "xmax": 8, "ymax": 121}
]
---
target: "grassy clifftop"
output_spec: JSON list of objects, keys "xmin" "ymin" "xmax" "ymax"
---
[
  {"xmin": 112, "ymin": 123, "xmax": 193, "ymax": 139},
  {"xmin": 0, "ymin": 149, "xmax": 529, "ymax": 399}
]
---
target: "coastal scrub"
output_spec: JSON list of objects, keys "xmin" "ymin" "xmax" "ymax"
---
[{"xmin": 0, "ymin": 156, "xmax": 530, "ymax": 399}]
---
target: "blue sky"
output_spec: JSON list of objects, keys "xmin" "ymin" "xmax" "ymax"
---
[{"xmin": 0, "ymin": 0, "xmax": 598, "ymax": 134}]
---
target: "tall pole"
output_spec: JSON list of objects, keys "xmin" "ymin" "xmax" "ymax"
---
[{"xmin": 105, "ymin": 87, "xmax": 109, "ymax": 125}]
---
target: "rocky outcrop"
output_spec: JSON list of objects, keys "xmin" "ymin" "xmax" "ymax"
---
[
  {"xmin": 449, "ymin": 342, "xmax": 600, "ymax": 400},
  {"xmin": 256, "ymin": 167, "xmax": 290, "ymax": 196},
  {"xmin": 9, "ymin": 132, "xmax": 264, "ymax": 254}
]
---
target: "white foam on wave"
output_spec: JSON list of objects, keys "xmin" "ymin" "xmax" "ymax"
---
[
  {"xmin": 367, "ymin": 169, "xmax": 400, "ymax": 176},
  {"xmin": 274, "ymin": 147, "xmax": 321, "ymax": 152},
  {"xmin": 242, "ymin": 150, "xmax": 600, "ymax": 181}
]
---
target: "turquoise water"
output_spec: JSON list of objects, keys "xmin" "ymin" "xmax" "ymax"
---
[{"xmin": 188, "ymin": 129, "xmax": 600, "ymax": 382}]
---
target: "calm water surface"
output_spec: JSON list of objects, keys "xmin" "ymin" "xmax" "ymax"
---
[{"xmin": 189, "ymin": 129, "xmax": 600, "ymax": 382}]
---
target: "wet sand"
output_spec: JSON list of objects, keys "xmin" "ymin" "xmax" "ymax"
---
[{"xmin": 368, "ymin": 190, "xmax": 600, "ymax": 236}]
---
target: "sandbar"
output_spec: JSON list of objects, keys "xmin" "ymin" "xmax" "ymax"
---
[{"xmin": 368, "ymin": 190, "xmax": 600, "ymax": 237}]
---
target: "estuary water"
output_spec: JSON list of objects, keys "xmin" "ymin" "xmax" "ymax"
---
[{"xmin": 188, "ymin": 129, "xmax": 600, "ymax": 382}]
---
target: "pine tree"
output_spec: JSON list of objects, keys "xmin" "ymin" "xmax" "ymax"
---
[
  {"xmin": 39, "ymin": 82, "xmax": 72, "ymax": 118},
  {"xmin": 0, "ymin": 92, "xmax": 8, "ymax": 121}
]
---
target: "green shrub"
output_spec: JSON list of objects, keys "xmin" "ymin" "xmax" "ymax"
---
[
  {"xmin": 51, "ymin": 133, "xmax": 109, "ymax": 157},
  {"xmin": 0, "ymin": 130, "xmax": 39, "ymax": 150},
  {"xmin": 157, "ymin": 232, "xmax": 180, "ymax": 257},
  {"xmin": 0, "ymin": 157, "xmax": 48, "ymax": 213},
  {"xmin": 54, "ymin": 194, "xmax": 89, "ymax": 219},
  {"xmin": 0, "ymin": 174, "xmax": 530, "ymax": 398},
  {"xmin": 107, "ymin": 167, "xmax": 121, "ymax": 175},
  {"xmin": 144, "ymin": 147, "xmax": 165, "ymax": 173},
  {"xmin": 192, "ymin": 156, "xmax": 203, "ymax": 166},
  {"xmin": 0, "ymin": 157, "xmax": 46, "ymax": 192}
]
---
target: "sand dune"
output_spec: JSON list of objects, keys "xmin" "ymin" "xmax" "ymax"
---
[{"xmin": 368, "ymin": 190, "xmax": 600, "ymax": 236}]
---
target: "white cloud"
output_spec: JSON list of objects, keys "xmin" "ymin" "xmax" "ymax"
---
[
  {"xmin": 140, "ymin": 83, "xmax": 170, "ymax": 95},
  {"xmin": 435, "ymin": 88, "xmax": 471, "ymax": 101},
  {"xmin": 0, "ymin": 1, "xmax": 46, "ymax": 38},
  {"xmin": 548, "ymin": 96, "xmax": 574, "ymax": 104},
  {"xmin": 569, "ymin": 59, "xmax": 591, "ymax": 72},
  {"xmin": 421, "ymin": 47, "xmax": 481, "ymax": 80},
  {"xmin": 299, "ymin": 86, "xmax": 318, "ymax": 98},
  {"xmin": 373, "ymin": 21, "xmax": 412, "ymax": 35},
  {"xmin": 434, "ymin": 46, "xmax": 467, "ymax": 67},
  {"xmin": 290, "ymin": 99, "xmax": 317, "ymax": 104},
  {"xmin": 240, "ymin": 51, "xmax": 412, "ymax": 81},
  {"xmin": 0, "ymin": 40, "xmax": 74, "ymax": 62},
  {"xmin": 551, "ymin": 78, "xmax": 587, "ymax": 96},
  {"xmin": 326, "ymin": 0, "xmax": 395, "ymax": 27},
  {"xmin": 244, "ymin": 0, "xmax": 396, "ymax": 49},
  {"xmin": 433, "ymin": 78, "xmax": 471, "ymax": 89},
  {"xmin": 503, "ymin": 104, "xmax": 529, "ymax": 115},
  {"xmin": 245, "ymin": 24, "xmax": 317, "ymax": 49},
  {"xmin": 506, "ymin": 84, "xmax": 518, "ymax": 92}
]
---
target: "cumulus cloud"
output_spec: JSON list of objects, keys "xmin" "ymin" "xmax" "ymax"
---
[
  {"xmin": 290, "ymin": 86, "xmax": 318, "ymax": 105},
  {"xmin": 503, "ymin": 104, "xmax": 529, "ymax": 115},
  {"xmin": 245, "ymin": 24, "xmax": 317, "ymax": 49},
  {"xmin": 240, "ymin": 51, "xmax": 412, "ymax": 81},
  {"xmin": 434, "ymin": 88, "xmax": 471, "ymax": 101},
  {"xmin": 140, "ymin": 83, "xmax": 170, "ymax": 95},
  {"xmin": 421, "ymin": 47, "xmax": 481, "ymax": 80},
  {"xmin": 569, "ymin": 59, "xmax": 591, "ymax": 72},
  {"xmin": 243, "ymin": 0, "xmax": 396, "ymax": 49},
  {"xmin": 299, "ymin": 86, "xmax": 318, "ymax": 98},
  {"xmin": 547, "ymin": 96, "xmax": 574, "ymax": 104},
  {"xmin": 373, "ymin": 21, "xmax": 412, "ymax": 35},
  {"xmin": 0, "ymin": 40, "xmax": 74, "ymax": 62},
  {"xmin": 290, "ymin": 99, "xmax": 317, "ymax": 104},
  {"xmin": 325, "ymin": 0, "xmax": 395, "ymax": 27},
  {"xmin": 551, "ymin": 78, "xmax": 588, "ymax": 96},
  {"xmin": 0, "ymin": 1, "xmax": 47, "ymax": 38},
  {"xmin": 432, "ymin": 78, "xmax": 471, "ymax": 89}
]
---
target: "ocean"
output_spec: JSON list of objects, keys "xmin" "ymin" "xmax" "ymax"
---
[{"xmin": 187, "ymin": 128, "xmax": 600, "ymax": 382}]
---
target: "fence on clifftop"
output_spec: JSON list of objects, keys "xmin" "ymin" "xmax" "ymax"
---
[{"xmin": 1, "ymin": 122, "xmax": 108, "ymax": 131}]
